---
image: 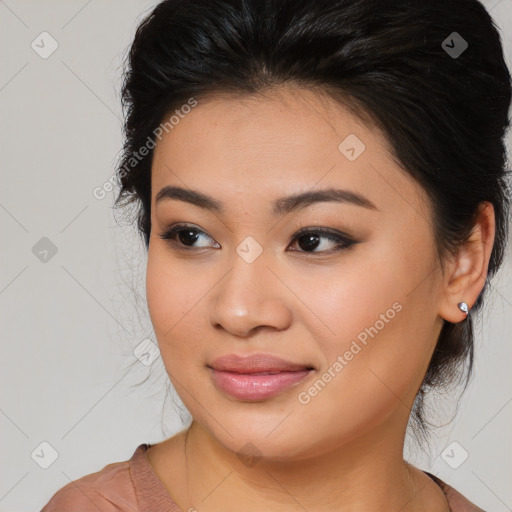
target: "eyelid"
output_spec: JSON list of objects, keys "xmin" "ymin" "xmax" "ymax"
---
[
  {"xmin": 292, "ymin": 225, "xmax": 352, "ymax": 240},
  {"xmin": 288, "ymin": 226, "xmax": 357, "ymax": 253},
  {"xmin": 158, "ymin": 223, "xmax": 219, "ymax": 249},
  {"xmin": 158, "ymin": 222, "xmax": 358, "ymax": 253}
]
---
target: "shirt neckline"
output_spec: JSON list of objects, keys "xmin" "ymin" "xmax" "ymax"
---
[{"xmin": 129, "ymin": 443, "xmax": 182, "ymax": 511}]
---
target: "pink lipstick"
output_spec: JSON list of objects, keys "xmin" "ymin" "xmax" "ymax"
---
[{"xmin": 208, "ymin": 353, "xmax": 314, "ymax": 401}]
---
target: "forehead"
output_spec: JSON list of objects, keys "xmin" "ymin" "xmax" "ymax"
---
[
  {"xmin": 150, "ymin": 85, "xmax": 427, "ymax": 217},
  {"xmin": 152, "ymin": 85, "xmax": 375, "ymax": 167}
]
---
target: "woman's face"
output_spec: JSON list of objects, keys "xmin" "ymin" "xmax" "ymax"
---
[{"xmin": 146, "ymin": 85, "xmax": 446, "ymax": 460}]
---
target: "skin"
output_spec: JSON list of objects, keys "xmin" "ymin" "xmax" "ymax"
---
[{"xmin": 144, "ymin": 83, "xmax": 495, "ymax": 512}]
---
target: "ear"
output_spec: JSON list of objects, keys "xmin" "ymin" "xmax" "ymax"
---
[{"xmin": 438, "ymin": 202, "xmax": 495, "ymax": 323}]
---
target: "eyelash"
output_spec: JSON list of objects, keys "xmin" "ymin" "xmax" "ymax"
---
[{"xmin": 157, "ymin": 223, "xmax": 358, "ymax": 254}]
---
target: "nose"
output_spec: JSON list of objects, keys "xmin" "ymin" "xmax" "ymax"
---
[{"xmin": 208, "ymin": 250, "xmax": 293, "ymax": 338}]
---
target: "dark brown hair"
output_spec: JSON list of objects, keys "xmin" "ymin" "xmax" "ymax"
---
[{"xmin": 114, "ymin": 0, "xmax": 512, "ymax": 445}]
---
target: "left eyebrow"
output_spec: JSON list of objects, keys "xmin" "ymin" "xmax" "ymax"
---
[
  {"xmin": 272, "ymin": 187, "xmax": 378, "ymax": 215},
  {"xmin": 154, "ymin": 185, "xmax": 378, "ymax": 216}
]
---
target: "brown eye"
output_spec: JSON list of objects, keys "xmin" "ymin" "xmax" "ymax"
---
[
  {"xmin": 158, "ymin": 224, "xmax": 220, "ymax": 249},
  {"xmin": 158, "ymin": 224, "xmax": 357, "ymax": 254},
  {"xmin": 288, "ymin": 228, "xmax": 357, "ymax": 253}
]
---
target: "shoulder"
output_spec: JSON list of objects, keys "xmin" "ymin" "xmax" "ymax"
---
[
  {"xmin": 423, "ymin": 471, "xmax": 487, "ymax": 512},
  {"xmin": 40, "ymin": 448, "xmax": 140, "ymax": 512},
  {"xmin": 444, "ymin": 485, "xmax": 488, "ymax": 512}
]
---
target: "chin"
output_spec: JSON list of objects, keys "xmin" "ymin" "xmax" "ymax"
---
[{"xmin": 199, "ymin": 417, "xmax": 329, "ymax": 463}]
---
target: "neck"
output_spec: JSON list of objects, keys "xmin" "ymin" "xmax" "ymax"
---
[{"xmin": 165, "ymin": 415, "xmax": 450, "ymax": 512}]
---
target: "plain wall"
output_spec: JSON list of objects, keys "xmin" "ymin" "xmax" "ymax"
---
[{"xmin": 0, "ymin": 1, "xmax": 510, "ymax": 510}]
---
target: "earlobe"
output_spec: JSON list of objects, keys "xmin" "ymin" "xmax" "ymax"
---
[
  {"xmin": 439, "ymin": 297, "xmax": 472, "ymax": 324},
  {"xmin": 438, "ymin": 202, "xmax": 495, "ymax": 324},
  {"xmin": 457, "ymin": 302, "xmax": 469, "ymax": 315}
]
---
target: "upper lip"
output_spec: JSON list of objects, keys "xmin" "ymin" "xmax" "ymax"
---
[{"xmin": 208, "ymin": 353, "xmax": 314, "ymax": 374}]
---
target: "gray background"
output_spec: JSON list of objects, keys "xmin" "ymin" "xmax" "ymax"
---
[{"xmin": 0, "ymin": 1, "xmax": 511, "ymax": 510}]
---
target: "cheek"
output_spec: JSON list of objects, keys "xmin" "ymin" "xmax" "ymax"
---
[
  {"xmin": 297, "ymin": 243, "xmax": 436, "ymax": 397},
  {"xmin": 289, "ymin": 274, "xmax": 427, "ymax": 451},
  {"xmin": 295, "ymin": 256, "xmax": 400, "ymax": 353},
  {"xmin": 146, "ymin": 250, "xmax": 176, "ymax": 333},
  {"xmin": 145, "ymin": 246, "xmax": 211, "ymax": 372},
  {"xmin": 146, "ymin": 245, "xmax": 202, "ymax": 334}
]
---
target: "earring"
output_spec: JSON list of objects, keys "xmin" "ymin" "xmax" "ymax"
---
[{"xmin": 457, "ymin": 302, "xmax": 469, "ymax": 315}]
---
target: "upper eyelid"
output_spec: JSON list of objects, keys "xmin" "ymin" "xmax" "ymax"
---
[
  {"xmin": 162, "ymin": 223, "xmax": 354, "ymax": 246},
  {"xmin": 165, "ymin": 223, "xmax": 349, "ymax": 236}
]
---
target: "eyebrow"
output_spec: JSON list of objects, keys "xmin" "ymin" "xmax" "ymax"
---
[{"xmin": 155, "ymin": 185, "xmax": 378, "ymax": 216}]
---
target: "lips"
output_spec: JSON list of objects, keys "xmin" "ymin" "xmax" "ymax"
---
[
  {"xmin": 208, "ymin": 353, "xmax": 314, "ymax": 373},
  {"xmin": 208, "ymin": 353, "xmax": 315, "ymax": 401}
]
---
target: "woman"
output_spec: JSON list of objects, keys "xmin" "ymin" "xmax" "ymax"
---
[{"xmin": 41, "ymin": 0, "xmax": 511, "ymax": 510}]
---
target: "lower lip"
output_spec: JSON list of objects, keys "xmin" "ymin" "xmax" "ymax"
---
[{"xmin": 210, "ymin": 368, "xmax": 313, "ymax": 401}]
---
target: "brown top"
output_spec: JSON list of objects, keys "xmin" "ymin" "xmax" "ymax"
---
[{"xmin": 40, "ymin": 443, "xmax": 487, "ymax": 511}]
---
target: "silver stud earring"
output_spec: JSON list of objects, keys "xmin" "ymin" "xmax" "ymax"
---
[{"xmin": 457, "ymin": 302, "xmax": 469, "ymax": 315}]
